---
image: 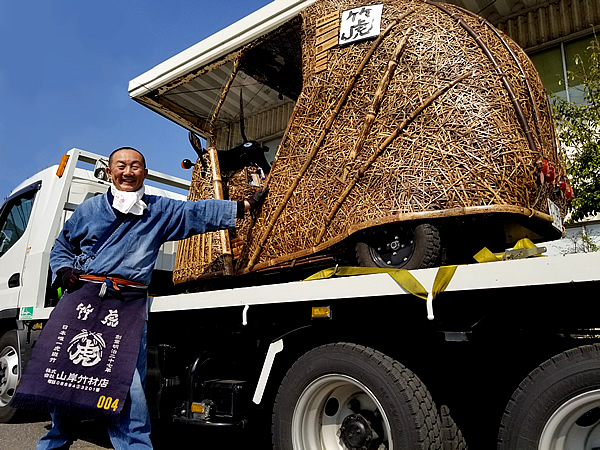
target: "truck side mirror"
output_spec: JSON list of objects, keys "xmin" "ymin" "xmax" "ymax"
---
[{"xmin": 94, "ymin": 159, "xmax": 111, "ymax": 182}]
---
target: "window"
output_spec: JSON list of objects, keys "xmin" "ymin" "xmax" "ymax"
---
[
  {"xmin": 530, "ymin": 35, "xmax": 596, "ymax": 104},
  {"xmin": 0, "ymin": 184, "xmax": 38, "ymax": 257}
]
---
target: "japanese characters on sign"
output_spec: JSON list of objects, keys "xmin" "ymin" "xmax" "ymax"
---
[
  {"xmin": 68, "ymin": 329, "xmax": 106, "ymax": 367},
  {"xmin": 76, "ymin": 303, "xmax": 94, "ymax": 320},
  {"xmin": 339, "ymin": 4, "xmax": 384, "ymax": 47},
  {"xmin": 101, "ymin": 309, "xmax": 119, "ymax": 328},
  {"xmin": 106, "ymin": 334, "xmax": 122, "ymax": 374},
  {"xmin": 43, "ymin": 302, "xmax": 124, "ymax": 393},
  {"xmin": 49, "ymin": 324, "xmax": 69, "ymax": 364},
  {"xmin": 44, "ymin": 368, "xmax": 110, "ymax": 393}
]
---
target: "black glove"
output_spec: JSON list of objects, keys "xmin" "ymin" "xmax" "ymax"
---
[
  {"xmin": 56, "ymin": 267, "xmax": 83, "ymax": 292},
  {"xmin": 248, "ymin": 187, "xmax": 269, "ymax": 220}
]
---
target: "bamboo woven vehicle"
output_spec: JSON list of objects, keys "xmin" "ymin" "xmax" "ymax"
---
[{"xmin": 163, "ymin": 0, "xmax": 571, "ymax": 284}]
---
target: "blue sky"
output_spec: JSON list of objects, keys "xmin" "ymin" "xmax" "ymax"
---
[{"xmin": 0, "ymin": 0, "xmax": 271, "ymax": 199}]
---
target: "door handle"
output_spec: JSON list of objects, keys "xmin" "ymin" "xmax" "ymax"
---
[{"xmin": 8, "ymin": 273, "xmax": 20, "ymax": 288}]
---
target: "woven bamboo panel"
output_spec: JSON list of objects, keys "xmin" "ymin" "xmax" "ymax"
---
[
  {"xmin": 174, "ymin": 0, "xmax": 567, "ymax": 282},
  {"xmin": 173, "ymin": 162, "xmax": 259, "ymax": 283}
]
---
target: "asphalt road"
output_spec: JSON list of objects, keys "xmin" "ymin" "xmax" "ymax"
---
[
  {"xmin": 0, "ymin": 415, "xmax": 270, "ymax": 449},
  {"xmin": 0, "ymin": 418, "xmax": 111, "ymax": 450}
]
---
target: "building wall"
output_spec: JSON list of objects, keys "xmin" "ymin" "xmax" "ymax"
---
[
  {"xmin": 495, "ymin": 0, "xmax": 600, "ymax": 51},
  {"xmin": 543, "ymin": 220, "xmax": 600, "ymax": 255},
  {"xmin": 214, "ymin": 101, "xmax": 295, "ymax": 152}
]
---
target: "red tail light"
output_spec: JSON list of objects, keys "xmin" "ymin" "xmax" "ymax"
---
[
  {"xmin": 565, "ymin": 182, "xmax": 574, "ymax": 200},
  {"xmin": 537, "ymin": 158, "xmax": 549, "ymax": 174},
  {"xmin": 558, "ymin": 177, "xmax": 567, "ymax": 191}
]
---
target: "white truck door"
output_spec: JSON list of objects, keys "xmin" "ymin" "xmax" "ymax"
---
[{"xmin": 0, "ymin": 182, "xmax": 40, "ymax": 314}]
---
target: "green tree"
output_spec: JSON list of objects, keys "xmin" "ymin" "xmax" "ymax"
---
[{"xmin": 551, "ymin": 35, "xmax": 600, "ymax": 222}]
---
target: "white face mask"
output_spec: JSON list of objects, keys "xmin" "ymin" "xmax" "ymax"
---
[{"xmin": 110, "ymin": 185, "xmax": 147, "ymax": 215}]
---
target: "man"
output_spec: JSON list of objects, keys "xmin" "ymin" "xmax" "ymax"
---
[{"xmin": 14, "ymin": 147, "xmax": 266, "ymax": 449}]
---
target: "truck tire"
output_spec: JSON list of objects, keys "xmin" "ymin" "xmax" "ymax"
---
[
  {"xmin": 0, "ymin": 330, "xmax": 20, "ymax": 423},
  {"xmin": 272, "ymin": 342, "xmax": 443, "ymax": 449},
  {"xmin": 498, "ymin": 344, "xmax": 600, "ymax": 450},
  {"xmin": 440, "ymin": 404, "xmax": 468, "ymax": 450},
  {"xmin": 356, "ymin": 223, "xmax": 441, "ymax": 270}
]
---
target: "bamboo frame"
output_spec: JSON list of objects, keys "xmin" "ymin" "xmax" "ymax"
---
[{"xmin": 239, "ymin": 204, "xmax": 555, "ymax": 274}]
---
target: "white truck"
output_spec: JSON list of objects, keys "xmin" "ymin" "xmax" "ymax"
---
[{"xmin": 1, "ymin": 147, "xmax": 600, "ymax": 449}]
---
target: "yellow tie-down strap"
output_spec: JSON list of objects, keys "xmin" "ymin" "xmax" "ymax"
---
[
  {"xmin": 473, "ymin": 238, "xmax": 545, "ymax": 263},
  {"xmin": 304, "ymin": 265, "xmax": 458, "ymax": 320}
]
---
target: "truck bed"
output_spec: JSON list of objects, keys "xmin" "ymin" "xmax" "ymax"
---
[{"xmin": 149, "ymin": 251, "xmax": 600, "ymax": 314}]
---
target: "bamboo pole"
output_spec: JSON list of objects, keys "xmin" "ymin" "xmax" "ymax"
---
[
  {"xmin": 341, "ymin": 27, "xmax": 413, "ymax": 181},
  {"xmin": 206, "ymin": 146, "xmax": 234, "ymax": 274},
  {"xmin": 209, "ymin": 58, "xmax": 240, "ymax": 133},
  {"xmin": 451, "ymin": 3, "xmax": 546, "ymax": 155},
  {"xmin": 427, "ymin": 1, "xmax": 538, "ymax": 156},
  {"xmin": 206, "ymin": 57, "xmax": 241, "ymax": 276}
]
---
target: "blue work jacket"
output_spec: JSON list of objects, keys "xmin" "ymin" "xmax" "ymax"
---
[{"xmin": 50, "ymin": 191, "xmax": 237, "ymax": 285}]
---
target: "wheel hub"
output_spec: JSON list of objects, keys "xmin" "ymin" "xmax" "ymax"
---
[
  {"xmin": 390, "ymin": 240, "xmax": 401, "ymax": 251},
  {"xmin": 367, "ymin": 229, "xmax": 414, "ymax": 268},
  {"xmin": 539, "ymin": 389, "xmax": 600, "ymax": 449},
  {"xmin": 290, "ymin": 373, "xmax": 393, "ymax": 449},
  {"xmin": 0, "ymin": 346, "xmax": 18, "ymax": 407},
  {"xmin": 339, "ymin": 414, "xmax": 373, "ymax": 449}
]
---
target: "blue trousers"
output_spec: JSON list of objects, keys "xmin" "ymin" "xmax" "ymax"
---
[{"xmin": 37, "ymin": 323, "xmax": 151, "ymax": 450}]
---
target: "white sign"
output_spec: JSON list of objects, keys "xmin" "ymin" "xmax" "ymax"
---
[
  {"xmin": 547, "ymin": 198, "xmax": 562, "ymax": 232},
  {"xmin": 339, "ymin": 4, "xmax": 384, "ymax": 46}
]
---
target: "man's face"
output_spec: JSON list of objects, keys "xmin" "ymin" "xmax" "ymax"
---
[{"xmin": 106, "ymin": 149, "xmax": 148, "ymax": 192}]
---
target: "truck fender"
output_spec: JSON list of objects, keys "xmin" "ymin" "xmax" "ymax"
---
[
  {"xmin": 0, "ymin": 309, "xmax": 19, "ymax": 321},
  {"xmin": 252, "ymin": 339, "xmax": 283, "ymax": 405}
]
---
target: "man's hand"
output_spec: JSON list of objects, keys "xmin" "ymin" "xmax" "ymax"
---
[
  {"xmin": 247, "ymin": 187, "xmax": 269, "ymax": 220},
  {"xmin": 57, "ymin": 267, "xmax": 83, "ymax": 292}
]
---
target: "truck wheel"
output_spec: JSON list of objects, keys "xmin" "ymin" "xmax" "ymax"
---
[
  {"xmin": 498, "ymin": 344, "xmax": 600, "ymax": 449},
  {"xmin": 0, "ymin": 330, "xmax": 20, "ymax": 423},
  {"xmin": 356, "ymin": 223, "xmax": 441, "ymax": 270},
  {"xmin": 272, "ymin": 342, "xmax": 442, "ymax": 449}
]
